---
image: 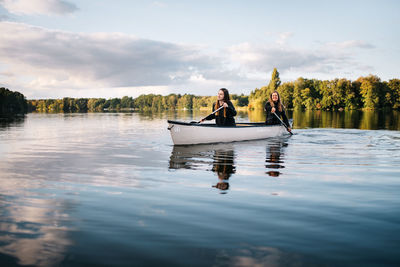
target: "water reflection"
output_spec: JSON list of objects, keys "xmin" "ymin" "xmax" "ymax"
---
[
  {"xmin": 0, "ymin": 190, "xmax": 73, "ymax": 267},
  {"xmin": 214, "ymin": 245, "xmax": 315, "ymax": 267},
  {"xmin": 291, "ymin": 109, "xmax": 400, "ymax": 130},
  {"xmin": 0, "ymin": 115, "xmax": 26, "ymax": 130},
  {"xmin": 0, "ymin": 112, "xmax": 399, "ymax": 266},
  {"xmin": 265, "ymin": 139, "xmax": 288, "ymax": 177},
  {"xmin": 169, "ymin": 144, "xmax": 236, "ymax": 193},
  {"xmin": 163, "ymin": 109, "xmax": 400, "ymax": 130},
  {"xmin": 211, "ymin": 149, "xmax": 235, "ymax": 192}
]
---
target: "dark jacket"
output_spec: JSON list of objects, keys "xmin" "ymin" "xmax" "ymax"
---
[
  {"xmin": 265, "ymin": 101, "xmax": 290, "ymax": 126},
  {"xmin": 205, "ymin": 101, "xmax": 237, "ymax": 126}
]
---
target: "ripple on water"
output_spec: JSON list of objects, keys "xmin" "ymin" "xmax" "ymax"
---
[{"xmin": 1, "ymin": 113, "xmax": 399, "ymax": 266}]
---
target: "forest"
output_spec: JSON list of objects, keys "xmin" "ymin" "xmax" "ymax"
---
[
  {"xmin": 27, "ymin": 94, "xmax": 249, "ymax": 112},
  {"xmin": 248, "ymin": 69, "xmax": 400, "ymax": 110},
  {"xmin": 2, "ymin": 69, "xmax": 400, "ymax": 114},
  {"xmin": 0, "ymin": 87, "xmax": 28, "ymax": 114}
]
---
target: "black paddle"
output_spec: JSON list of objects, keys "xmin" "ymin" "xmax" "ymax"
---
[
  {"xmin": 273, "ymin": 112, "xmax": 293, "ymax": 135},
  {"xmin": 191, "ymin": 105, "xmax": 224, "ymax": 124}
]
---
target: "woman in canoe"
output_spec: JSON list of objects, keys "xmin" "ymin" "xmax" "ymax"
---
[
  {"xmin": 265, "ymin": 91, "xmax": 291, "ymax": 132},
  {"xmin": 201, "ymin": 88, "xmax": 237, "ymax": 126}
]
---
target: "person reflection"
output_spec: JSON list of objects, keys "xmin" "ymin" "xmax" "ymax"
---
[
  {"xmin": 168, "ymin": 144, "xmax": 236, "ymax": 193},
  {"xmin": 212, "ymin": 149, "xmax": 235, "ymax": 193},
  {"xmin": 265, "ymin": 141, "xmax": 287, "ymax": 177}
]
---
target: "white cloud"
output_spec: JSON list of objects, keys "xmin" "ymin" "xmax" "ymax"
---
[
  {"xmin": 0, "ymin": 0, "xmax": 78, "ymax": 15},
  {"xmin": 228, "ymin": 42, "xmax": 326, "ymax": 73},
  {"xmin": 276, "ymin": 32, "xmax": 294, "ymax": 45},
  {"xmin": 227, "ymin": 40, "xmax": 374, "ymax": 79},
  {"xmin": 0, "ymin": 21, "xmax": 378, "ymax": 99},
  {"xmin": 0, "ymin": 14, "xmax": 12, "ymax": 21},
  {"xmin": 151, "ymin": 1, "xmax": 167, "ymax": 8},
  {"xmin": 0, "ymin": 21, "xmax": 233, "ymax": 98},
  {"xmin": 325, "ymin": 40, "xmax": 375, "ymax": 49}
]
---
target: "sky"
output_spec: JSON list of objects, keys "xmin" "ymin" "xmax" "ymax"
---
[{"xmin": 0, "ymin": 0, "xmax": 399, "ymax": 99}]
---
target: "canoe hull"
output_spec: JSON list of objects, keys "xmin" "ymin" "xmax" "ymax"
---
[{"xmin": 167, "ymin": 120, "xmax": 290, "ymax": 145}]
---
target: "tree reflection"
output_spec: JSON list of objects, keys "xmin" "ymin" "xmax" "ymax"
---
[
  {"xmin": 291, "ymin": 109, "xmax": 400, "ymax": 130},
  {"xmin": 265, "ymin": 139, "xmax": 288, "ymax": 177},
  {"xmin": 0, "ymin": 115, "xmax": 26, "ymax": 130}
]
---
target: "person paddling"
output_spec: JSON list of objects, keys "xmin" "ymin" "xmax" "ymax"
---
[
  {"xmin": 201, "ymin": 88, "xmax": 237, "ymax": 126},
  {"xmin": 265, "ymin": 91, "xmax": 291, "ymax": 133}
]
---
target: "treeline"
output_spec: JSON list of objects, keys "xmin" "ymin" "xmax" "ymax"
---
[
  {"xmin": 249, "ymin": 69, "xmax": 400, "ymax": 110},
  {"xmin": 28, "ymin": 94, "xmax": 249, "ymax": 112},
  {"xmin": 0, "ymin": 87, "xmax": 28, "ymax": 114},
  {"xmin": 6, "ymin": 70, "xmax": 400, "ymax": 113},
  {"xmin": 29, "ymin": 97, "xmax": 135, "ymax": 112}
]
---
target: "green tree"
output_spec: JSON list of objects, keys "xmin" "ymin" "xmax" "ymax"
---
[
  {"xmin": 87, "ymin": 98, "xmax": 106, "ymax": 112},
  {"xmin": 0, "ymin": 87, "xmax": 28, "ymax": 114},
  {"xmin": 177, "ymin": 94, "xmax": 194, "ymax": 110},
  {"xmin": 231, "ymin": 94, "xmax": 249, "ymax": 107},
  {"xmin": 267, "ymin": 67, "xmax": 281, "ymax": 96},
  {"xmin": 338, "ymin": 80, "xmax": 359, "ymax": 109},
  {"xmin": 249, "ymin": 68, "xmax": 282, "ymax": 109},
  {"xmin": 387, "ymin": 79, "xmax": 400, "ymax": 109},
  {"xmin": 166, "ymin": 94, "xmax": 179, "ymax": 109},
  {"xmin": 358, "ymin": 75, "xmax": 381, "ymax": 109},
  {"xmin": 301, "ymin": 88, "xmax": 315, "ymax": 109},
  {"xmin": 121, "ymin": 96, "xmax": 134, "ymax": 109},
  {"xmin": 319, "ymin": 80, "xmax": 341, "ymax": 109},
  {"xmin": 109, "ymin": 98, "xmax": 121, "ymax": 110},
  {"xmin": 192, "ymin": 96, "xmax": 210, "ymax": 109},
  {"xmin": 293, "ymin": 78, "xmax": 306, "ymax": 109},
  {"xmin": 75, "ymin": 98, "xmax": 88, "ymax": 112},
  {"xmin": 277, "ymin": 82, "xmax": 294, "ymax": 109},
  {"xmin": 151, "ymin": 95, "xmax": 164, "ymax": 110}
]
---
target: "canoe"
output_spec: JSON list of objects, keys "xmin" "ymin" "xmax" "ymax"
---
[{"xmin": 167, "ymin": 120, "xmax": 292, "ymax": 145}]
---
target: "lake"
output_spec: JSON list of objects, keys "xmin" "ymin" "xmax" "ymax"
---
[{"xmin": 0, "ymin": 110, "xmax": 399, "ymax": 267}]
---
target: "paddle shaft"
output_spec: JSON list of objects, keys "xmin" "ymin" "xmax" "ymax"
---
[
  {"xmin": 273, "ymin": 112, "xmax": 293, "ymax": 135},
  {"xmin": 198, "ymin": 105, "xmax": 224, "ymax": 123}
]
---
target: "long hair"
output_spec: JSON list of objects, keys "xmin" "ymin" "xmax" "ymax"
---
[{"xmin": 268, "ymin": 91, "xmax": 283, "ymax": 112}]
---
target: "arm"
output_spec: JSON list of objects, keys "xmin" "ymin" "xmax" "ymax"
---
[
  {"xmin": 204, "ymin": 113, "xmax": 216, "ymax": 120},
  {"xmin": 265, "ymin": 102, "xmax": 272, "ymax": 113},
  {"xmin": 202, "ymin": 105, "xmax": 216, "ymax": 121}
]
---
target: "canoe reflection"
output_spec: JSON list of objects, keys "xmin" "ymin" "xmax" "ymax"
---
[
  {"xmin": 265, "ymin": 140, "xmax": 288, "ymax": 177},
  {"xmin": 169, "ymin": 144, "xmax": 236, "ymax": 192}
]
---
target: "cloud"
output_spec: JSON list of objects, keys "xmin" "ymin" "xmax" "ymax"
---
[
  {"xmin": 0, "ymin": 21, "xmax": 377, "ymax": 98},
  {"xmin": 0, "ymin": 21, "xmax": 232, "ymax": 97},
  {"xmin": 0, "ymin": 14, "xmax": 12, "ymax": 21},
  {"xmin": 228, "ymin": 43, "xmax": 329, "ymax": 73},
  {"xmin": 276, "ymin": 32, "xmax": 294, "ymax": 45},
  {"xmin": 227, "ymin": 40, "xmax": 374, "ymax": 78},
  {"xmin": 325, "ymin": 40, "xmax": 375, "ymax": 49},
  {"xmin": 0, "ymin": 0, "xmax": 78, "ymax": 15},
  {"xmin": 151, "ymin": 1, "xmax": 167, "ymax": 8}
]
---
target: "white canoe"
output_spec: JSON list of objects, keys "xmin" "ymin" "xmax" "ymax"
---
[{"xmin": 167, "ymin": 120, "xmax": 292, "ymax": 145}]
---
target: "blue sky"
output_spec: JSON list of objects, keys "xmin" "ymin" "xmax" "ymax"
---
[{"xmin": 0, "ymin": 0, "xmax": 399, "ymax": 99}]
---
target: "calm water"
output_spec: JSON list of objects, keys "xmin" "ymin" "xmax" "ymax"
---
[{"xmin": 0, "ymin": 111, "xmax": 399, "ymax": 267}]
